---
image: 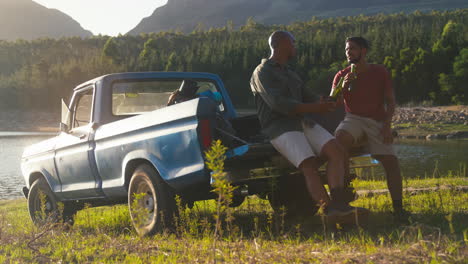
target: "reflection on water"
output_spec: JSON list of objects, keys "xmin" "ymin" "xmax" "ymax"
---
[
  {"xmin": 0, "ymin": 132, "xmax": 56, "ymax": 137},
  {"xmin": 0, "ymin": 134, "xmax": 53, "ymax": 200},
  {"xmin": 0, "ymin": 135, "xmax": 467, "ymax": 200},
  {"xmin": 357, "ymin": 139, "xmax": 468, "ymax": 180},
  {"xmin": 395, "ymin": 139, "xmax": 468, "ymax": 178}
]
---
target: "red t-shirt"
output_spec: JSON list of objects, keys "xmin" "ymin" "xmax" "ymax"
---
[{"xmin": 332, "ymin": 64, "xmax": 393, "ymax": 121}]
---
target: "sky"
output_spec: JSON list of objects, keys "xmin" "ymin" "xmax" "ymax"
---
[{"xmin": 32, "ymin": 0, "xmax": 168, "ymax": 36}]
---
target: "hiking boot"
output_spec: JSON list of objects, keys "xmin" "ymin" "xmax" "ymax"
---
[
  {"xmin": 325, "ymin": 201, "xmax": 355, "ymax": 216},
  {"xmin": 393, "ymin": 209, "xmax": 412, "ymax": 224},
  {"xmin": 344, "ymin": 173, "xmax": 358, "ymax": 186},
  {"xmin": 343, "ymin": 186, "xmax": 358, "ymax": 203},
  {"xmin": 326, "ymin": 187, "xmax": 358, "ymax": 217}
]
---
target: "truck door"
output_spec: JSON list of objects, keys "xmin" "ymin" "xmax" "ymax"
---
[{"xmin": 54, "ymin": 86, "xmax": 102, "ymax": 199}]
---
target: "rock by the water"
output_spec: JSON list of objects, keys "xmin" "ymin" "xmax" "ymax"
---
[
  {"xmin": 426, "ymin": 134, "xmax": 446, "ymax": 140},
  {"xmin": 447, "ymin": 131, "xmax": 468, "ymax": 139}
]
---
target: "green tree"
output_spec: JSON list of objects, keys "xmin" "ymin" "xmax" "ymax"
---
[
  {"xmin": 437, "ymin": 48, "xmax": 468, "ymax": 104},
  {"xmin": 102, "ymin": 37, "xmax": 121, "ymax": 64}
]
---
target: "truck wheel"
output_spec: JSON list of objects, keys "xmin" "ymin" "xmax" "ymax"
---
[
  {"xmin": 28, "ymin": 177, "xmax": 62, "ymax": 226},
  {"xmin": 229, "ymin": 195, "xmax": 245, "ymax": 208},
  {"xmin": 128, "ymin": 164, "xmax": 176, "ymax": 236},
  {"xmin": 267, "ymin": 173, "xmax": 318, "ymax": 218}
]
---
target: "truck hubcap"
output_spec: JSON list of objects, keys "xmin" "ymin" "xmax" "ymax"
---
[
  {"xmin": 144, "ymin": 192, "xmax": 154, "ymax": 212},
  {"xmin": 45, "ymin": 200, "xmax": 52, "ymax": 211}
]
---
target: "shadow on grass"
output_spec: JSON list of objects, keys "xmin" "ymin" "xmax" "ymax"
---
[
  {"xmin": 71, "ymin": 202, "xmax": 466, "ymax": 243},
  {"xmin": 223, "ymin": 210, "xmax": 468, "ymax": 241},
  {"xmin": 63, "ymin": 187, "xmax": 467, "ymax": 243}
]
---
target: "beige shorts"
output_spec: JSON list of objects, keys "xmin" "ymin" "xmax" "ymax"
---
[
  {"xmin": 336, "ymin": 113, "xmax": 395, "ymax": 156},
  {"xmin": 270, "ymin": 123, "xmax": 334, "ymax": 168}
]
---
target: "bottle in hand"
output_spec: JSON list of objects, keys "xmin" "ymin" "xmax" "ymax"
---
[{"xmin": 348, "ymin": 64, "xmax": 356, "ymax": 91}]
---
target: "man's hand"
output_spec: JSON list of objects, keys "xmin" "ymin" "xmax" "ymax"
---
[
  {"xmin": 315, "ymin": 97, "xmax": 337, "ymax": 113},
  {"xmin": 336, "ymin": 94, "xmax": 344, "ymax": 106},
  {"xmin": 380, "ymin": 123, "xmax": 393, "ymax": 144},
  {"xmin": 292, "ymin": 99, "xmax": 336, "ymax": 115},
  {"xmin": 343, "ymin": 72, "xmax": 357, "ymax": 90}
]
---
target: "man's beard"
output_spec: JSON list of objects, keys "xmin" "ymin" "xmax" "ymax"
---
[{"xmin": 348, "ymin": 52, "xmax": 362, "ymax": 64}]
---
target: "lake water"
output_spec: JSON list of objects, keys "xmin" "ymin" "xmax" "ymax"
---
[
  {"xmin": 0, "ymin": 135, "xmax": 467, "ymax": 200},
  {"xmin": 0, "ymin": 135, "xmax": 55, "ymax": 200}
]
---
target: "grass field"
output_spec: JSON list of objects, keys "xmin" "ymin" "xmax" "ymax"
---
[{"xmin": 0, "ymin": 175, "xmax": 467, "ymax": 263}]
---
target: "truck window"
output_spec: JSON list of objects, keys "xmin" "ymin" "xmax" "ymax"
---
[
  {"xmin": 112, "ymin": 79, "xmax": 224, "ymax": 116},
  {"xmin": 72, "ymin": 89, "xmax": 93, "ymax": 128}
]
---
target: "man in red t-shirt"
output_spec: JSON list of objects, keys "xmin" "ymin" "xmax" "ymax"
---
[{"xmin": 331, "ymin": 37, "xmax": 410, "ymax": 222}]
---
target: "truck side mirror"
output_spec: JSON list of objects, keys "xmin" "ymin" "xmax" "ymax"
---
[{"xmin": 60, "ymin": 99, "xmax": 71, "ymax": 132}]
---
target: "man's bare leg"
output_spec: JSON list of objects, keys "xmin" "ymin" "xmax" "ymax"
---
[
  {"xmin": 335, "ymin": 130, "xmax": 355, "ymax": 180},
  {"xmin": 301, "ymin": 139, "xmax": 358, "ymax": 216},
  {"xmin": 337, "ymin": 130, "xmax": 407, "ymax": 220},
  {"xmin": 298, "ymin": 139, "xmax": 346, "ymax": 206},
  {"xmin": 299, "ymin": 157, "xmax": 330, "ymax": 205},
  {"xmin": 373, "ymin": 154, "xmax": 409, "ymax": 222},
  {"xmin": 320, "ymin": 139, "xmax": 345, "ymax": 189},
  {"xmin": 373, "ymin": 154, "xmax": 403, "ymax": 204}
]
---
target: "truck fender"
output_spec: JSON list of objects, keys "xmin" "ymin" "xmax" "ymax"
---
[
  {"xmin": 27, "ymin": 169, "xmax": 59, "ymax": 194},
  {"xmin": 122, "ymin": 150, "xmax": 169, "ymax": 188}
]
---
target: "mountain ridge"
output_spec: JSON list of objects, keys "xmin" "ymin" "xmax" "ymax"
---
[
  {"xmin": 128, "ymin": 0, "xmax": 468, "ymax": 35},
  {"xmin": 0, "ymin": 0, "xmax": 92, "ymax": 41}
]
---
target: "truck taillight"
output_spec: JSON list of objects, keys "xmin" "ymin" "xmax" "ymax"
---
[{"xmin": 200, "ymin": 119, "xmax": 212, "ymax": 149}]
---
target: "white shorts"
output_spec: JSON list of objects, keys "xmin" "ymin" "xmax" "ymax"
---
[
  {"xmin": 336, "ymin": 113, "xmax": 395, "ymax": 156},
  {"xmin": 270, "ymin": 123, "xmax": 334, "ymax": 168}
]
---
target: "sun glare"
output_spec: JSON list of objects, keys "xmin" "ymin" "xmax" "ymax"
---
[{"xmin": 32, "ymin": 0, "xmax": 168, "ymax": 36}]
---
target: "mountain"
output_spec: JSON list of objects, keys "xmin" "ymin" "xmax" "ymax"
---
[
  {"xmin": 0, "ymin": 0, "xmax": 92, "ymax": 41},
  {"xmin": 128, "ymin": 0, "xmax": 468, "ymax": 35}
]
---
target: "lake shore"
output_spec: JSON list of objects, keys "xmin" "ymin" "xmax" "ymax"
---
[
  {"xmin": 393, "ymin": 105, "xmax": 468, "ymax": 139},
  {"xmin": 0, "ymin": 106, "xmax": 467, "ymax": 138}
]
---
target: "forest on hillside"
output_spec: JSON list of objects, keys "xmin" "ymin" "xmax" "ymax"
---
[{"xmin": 0, "ymin": 9, "xmax": 467, "ymax": 114}]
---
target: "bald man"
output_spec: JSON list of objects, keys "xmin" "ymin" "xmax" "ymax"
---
[{"xmin": 250, "ymin": 31, "xmax": 359, "ymax": 217}]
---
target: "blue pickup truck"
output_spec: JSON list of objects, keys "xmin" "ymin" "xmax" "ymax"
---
[{"xmin": 21, "ymin": 72, "xmax": 375, "ymax": 236}]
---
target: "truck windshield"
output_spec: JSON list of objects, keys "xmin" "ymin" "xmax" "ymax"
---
[{"xmin": 112, "ymin": 79, "xmax": 224, "ymax": 116}]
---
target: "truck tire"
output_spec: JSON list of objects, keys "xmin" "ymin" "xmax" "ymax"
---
[
  {"xmin": 128, "ymin": 164, "xmax": 176, "ymax": 236},
  {"xmin": 229, "ymin": 195, "xmax": 245, "ymax": 208},
  {"xmin": 28, "ymin": 177, "xmax": 75, "ymax": 226},
  {"xmin": 267, "ymin": 173, "xmax": 318, "ymax": 218}
]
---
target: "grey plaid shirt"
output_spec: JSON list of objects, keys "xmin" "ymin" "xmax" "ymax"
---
[{"xmin": 250, "ymin": 58, "xmax": 312, "ymax": 139}]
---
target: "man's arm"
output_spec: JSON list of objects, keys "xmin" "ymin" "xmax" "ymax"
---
[
  {"xmin": 330, "ymin": 72, "xmax": 342, "ymax": 95},
  {"xmin": 252, "ymin": 67, "xmax": 335, "ymax": 116},
  {"xmin": 291, "ymin": 99, "xmax": 336, "ymax": 115}
]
